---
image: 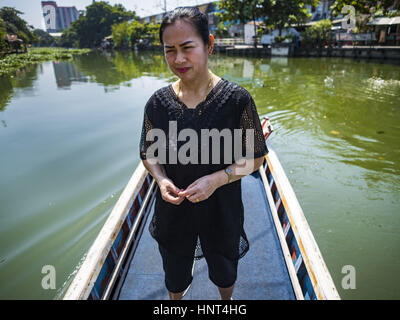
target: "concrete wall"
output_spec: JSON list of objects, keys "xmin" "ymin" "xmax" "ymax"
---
[
  {"xmin": 219, "ymin": 45, "xmax": 400, "ymax": 60},
  {"xmin": 294, "ymin": 47, "xmax": 400, "ymax": 60}
]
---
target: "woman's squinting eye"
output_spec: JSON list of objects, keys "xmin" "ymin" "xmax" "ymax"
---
[{"xmin": 166, "ymin": 46, "xmax": 193, "ymax": 53}]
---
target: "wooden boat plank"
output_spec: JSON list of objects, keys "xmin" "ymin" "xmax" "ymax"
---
[{"xmin": 118, "ymin": 170, "xmax": 295, "ymax": 300}]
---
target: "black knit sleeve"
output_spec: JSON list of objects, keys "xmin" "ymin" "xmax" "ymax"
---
[
  {"xmin": 239, "ymin": 92, "xmax": 269, "ymax": 159},
  {"xmin": 139, "ymin": 93, "xmax": 157, "ymax": 160}
]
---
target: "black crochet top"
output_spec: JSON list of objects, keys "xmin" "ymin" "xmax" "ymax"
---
[{"xmin": 139, "ymin": 77, "xmax": 268, "ymax": 261}]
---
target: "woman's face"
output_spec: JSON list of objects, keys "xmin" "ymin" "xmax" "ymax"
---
[{"xmin": 162, "ymin": 19, "xmax": 210, "ymax": 81}]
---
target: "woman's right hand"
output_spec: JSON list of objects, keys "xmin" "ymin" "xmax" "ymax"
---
[
  {"xmin": 157, "ymin": 177, "xmax": 185, "ymax": 205},
  {"xmin": 141, "ymin": 160, "xmax": 184, "ymax": 205}
]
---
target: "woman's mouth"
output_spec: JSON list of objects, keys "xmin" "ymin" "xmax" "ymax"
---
[{"xmin": 177, "ymin": 67, "xmax": 190, "ymax": 73}]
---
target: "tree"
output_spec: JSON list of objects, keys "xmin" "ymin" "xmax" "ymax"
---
[
  {"xmin": 0, "ymin": 18, "xmax": 7, "ymax": 54},
  {"xmin": 0, "ymin": 7, "xmax": 37, "ymax": 44},
  {"xmin": 216, "ymin": 0, "xmax": 265, "ymax": 47},
  {"xmin": 130, "ymin": 21, "xmax": 160, "ymax": 47},
  {"xmin": 215, "ymin": 21, "xmax": 230, "ymax": 38},
  {"xmin": 111, "ymin": 20, "xmax": 160, "ymax": 49},
  {"xmin": 58, "ymin": 26, "xmax": 79, "ymax": 48},
  {"xmin": 112, "ymin": 21, "xmax": 133, "ymax": 48},
  {"xmin": 216, "ymin": 0, "xmax": 318, "ymax": 47},
  {"xmin": 330, "ymin": 0, "xmax": 399, "ymax": 35},
  {"xmin": 33, "ymin": 29, "xmax": 55, "ymax": 47},
  {"xmin": 261, "ymin": 0, "xmax": 318, "ymax": 37},
  {"xmin": 144, "ymin": 22, "xmax": 160, "ymax": 46},
  {"xmin": 64, "ymin": 1, "xmax": 138, "ymax": 48},
  {"xmin": 301, "ymin": 18, "xmax": 332, "ymax": 47},
  {"xmin": 330, "ymin": 0, "xmax": 399, "ymax": 17}
]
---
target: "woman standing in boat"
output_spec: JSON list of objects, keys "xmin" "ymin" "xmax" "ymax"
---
[{"xmin": 139, "ymin": 6, "xmax": 268, "ymax": 300}]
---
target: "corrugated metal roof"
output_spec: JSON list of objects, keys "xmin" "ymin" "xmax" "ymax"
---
[
  {"xmin": 367, "ymin": 16, "xmax": 400, "ymax": 25},
  {"xmin": 293, "ymin": 17, "xmax": 347, "ymax": 27}
]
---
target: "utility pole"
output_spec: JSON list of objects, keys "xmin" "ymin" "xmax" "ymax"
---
[{"xmin": 158, "ymin": 0, "xmax": 167, "ymax": 17}]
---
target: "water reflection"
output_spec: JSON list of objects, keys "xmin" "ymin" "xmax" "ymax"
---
[
  {"xmin": 232, "ymin": 56, "xmax": 400, "ymax": 180},
  {"xmin": 72, "ymin": 50, "xmax": 170, "ymax": 88},
  {"xmin": 1, "ymin": 51, "xmax": 399, "ymax": 180},
  {"xmin": 53, "ymin": 61, "xmax": 88, "ymax": 88},
  {"xmin": 0, "ymin": 64, "xmax": 39, "ymax": 111},
  {"xmin": 0, "ymin": 50, "xmax": 399, "ymax": 299}
]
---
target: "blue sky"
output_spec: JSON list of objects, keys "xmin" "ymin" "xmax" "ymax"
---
[{"xmin": 1, "ymin": 0, "xmax": 208, "ymax": 30}]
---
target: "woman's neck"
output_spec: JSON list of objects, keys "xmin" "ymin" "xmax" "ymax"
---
[{"xmin": 179, "ymin": 68, "xmax": 212, "ymax": 97}]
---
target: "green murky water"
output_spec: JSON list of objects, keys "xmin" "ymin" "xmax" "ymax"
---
[{"xmin": 0, "ymin": 50, "xmax": 399, "ymax": 299}]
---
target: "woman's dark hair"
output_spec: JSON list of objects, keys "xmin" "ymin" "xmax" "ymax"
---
[{"xmin": 159, "ymin": 6, "xmax": 210, "ymax": 46}]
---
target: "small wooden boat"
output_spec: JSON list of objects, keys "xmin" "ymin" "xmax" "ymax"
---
[{"xmin": 63, "ymin": 116, "xmax": 340, "ymax": 300}]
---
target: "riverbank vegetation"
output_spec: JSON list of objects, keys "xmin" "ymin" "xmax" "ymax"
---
[
  {"xmin": 217, "ymin": 0, "xmax": 399, "ymax": 47},
  {"xmin": 0, "ymin": 6, "xmax": 92, "ymax": 76},
  {"xmin": 2, "ymin": 0, "xmax": 400, "ymax": 58},
  {"xmin": 0, "ymin": 47, "xmax": 90, "ymax": 76},
  {"xmin": 111, "ymin": 20, "xmax": 160, "ymax": 49},
  {"xmin": 301, "ymin": 19, "xmax": 333, "ymax": 48},
  {"xmin": 59, "ymin": 2, "xmax": 137, "ymax": 49},
  {"xmin": 0, "ymin": 7, "xmax": 37, "ymax": 55},
  {"xmin": 215, "ymin": 0, "xmax": 319, "ymax": 47}
]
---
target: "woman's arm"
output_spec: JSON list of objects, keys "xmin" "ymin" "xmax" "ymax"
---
[
  {"xmin": 178, "ymin": 156, "xmax": 265, "ymax": 203},
  {"xmin": 211, "ymin": 156, "xmax": 265, "ymax": 188},
  {"xmin": 142, "ymin": 159, "xmax": 167, "ymax": 184},
  {"xmin": 142, "ymin": 159, "xmax": 185, "ymax": 205}
]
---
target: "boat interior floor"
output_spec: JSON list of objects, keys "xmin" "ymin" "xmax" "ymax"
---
[{"xmin": 119, "ymin": 170, "xmax": 295, "ymax": 300}]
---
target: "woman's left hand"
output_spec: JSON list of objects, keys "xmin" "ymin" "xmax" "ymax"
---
[{"xmin": 178, "ymin": 174, "xmax": 219, "ymax": 203}]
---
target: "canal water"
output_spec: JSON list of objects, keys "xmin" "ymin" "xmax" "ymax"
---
[{"xmin": 0, "ymin": 50, "xmax": 399, "ymax": 299}]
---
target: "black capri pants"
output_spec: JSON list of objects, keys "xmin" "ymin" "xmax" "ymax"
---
[{"xmin": 158, "ymin": 242, "xmax": 239, "ymax": 294}]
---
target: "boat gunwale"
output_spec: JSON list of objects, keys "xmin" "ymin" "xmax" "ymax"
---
[
  {"xmin": 259, "ymin": 116, "xmax": 340, "ymax": 300},
  {"xmin": 258, "ymin": 164, "xmax": 305, "ymax": 299},
  {"xmin": 63, "ymin": 162, "xmax": 151, "ymax": 300}
]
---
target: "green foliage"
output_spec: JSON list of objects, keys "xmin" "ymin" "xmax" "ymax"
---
[
  {"xmin": 33, "ymin": 29, "xmax": 55, "ymax": 47},
  {"xmin": 130, "ymin": 20, "xmax": 147, "ymax": 46},
  {"xmin": 112, "ymin": 20, "xmax": 160, "ymax": 49},
  {"xmin": 352, "ymin": 15, "xmax": 374, "ymax": 34},
  {"xmin": 330, "ymin": 0, "xmax": 400, "ymax": 34},
  {"xmin": 330, "ymin": 0, "xmax": 399, "ymax": 17},
  {"xmin": 216, "ymin": 0, "xmax": 318, "ymax": 42},
  {"xmin": 0, "ymin": 7, "xmax": 37, "ymax": 44},
  {"xmin": 215, "ymin": 21, "xmax": 230, "ymax": 38},
  {"xmin": 216, "ymin": 0, "xmax": 265, "ymax": 46},
  {"xmin": 144, "ymin": 22, "xmax": 160, "ymax": 46},
  {"xmin": 216, "ymin": 0, "xmax": 265, "ymax": 25},
  {"xmin": 58, "ymin": 27, "xmax": 79, "ymax": 48},
  {"xmin": 0, "ymin": 47, "xmax": 90, "ymax": 76},
  {"xmin": 261, "ymin": 0, "xmax": 318, "ymax": 35},
  {"xmin": 112, "ymin": 21, "xmax": 133, "ymax": 48},
  {"xmin": 274, "ymin": 34, "xmax": 293, "ymax": 43},
  {"xmin": 0, "ymin": 18, "xmax": 7, "ymax": 54},
  {"xmin": 62, "ymin": 1, "xmax": 138, "ymax": 48},
  {"xmin": 301, "ymin": 18, "xmax": 332, "ymax": 47}
]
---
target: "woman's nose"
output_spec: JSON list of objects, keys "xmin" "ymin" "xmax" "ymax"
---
[{"xmin": 175, "ymin": 51, "xmax": 186, "ymax": 64}]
